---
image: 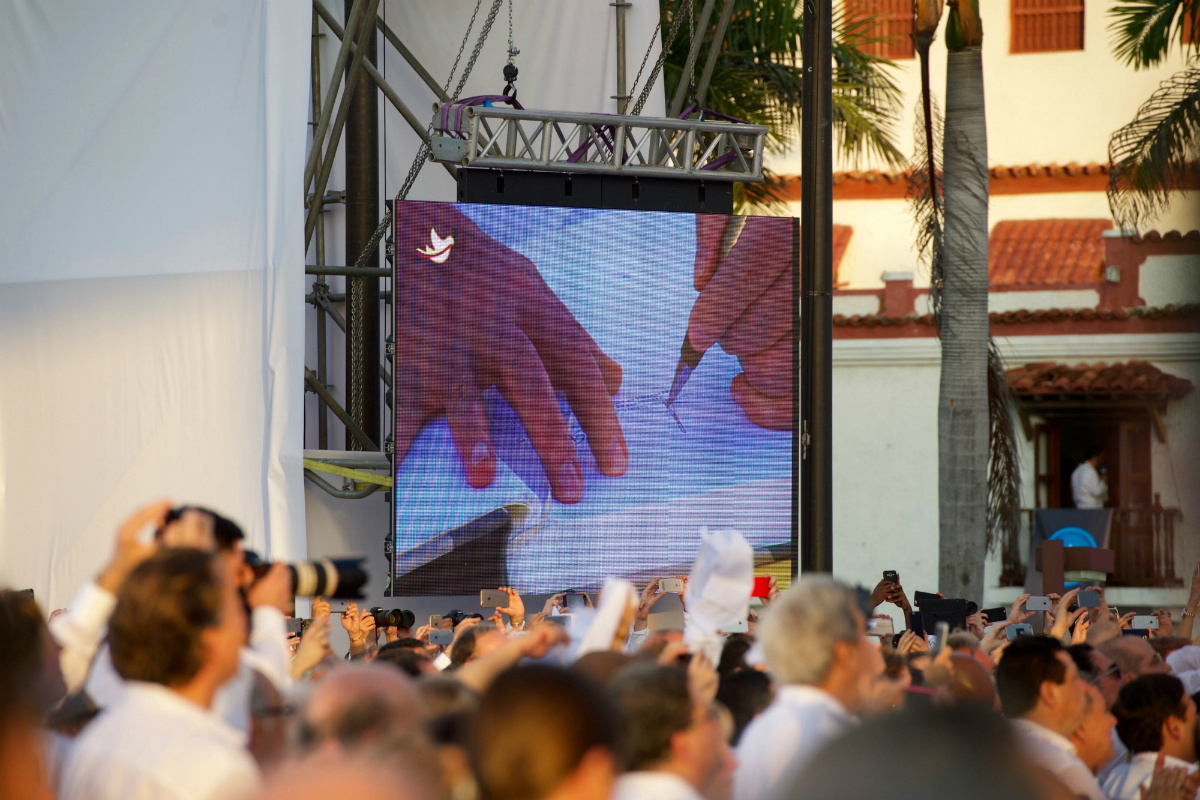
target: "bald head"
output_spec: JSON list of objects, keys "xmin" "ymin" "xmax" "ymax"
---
[
  {"xmin": 1099, "ymin": 637, "xmax": 1167, "ymax": 679},
  {"xmin": 298, "ymin": 664, "xmax": 424, "ymax": 754}
]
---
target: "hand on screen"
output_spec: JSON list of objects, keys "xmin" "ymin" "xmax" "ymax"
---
[
  {"xmin": 690, "ymin": 215, "xmax": 794, "ymax": 430},
  {"xmin": 394, "ymin": 204, "xmax": 627, "ymax": 504}
]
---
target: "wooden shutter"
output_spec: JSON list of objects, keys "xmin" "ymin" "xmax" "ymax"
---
[
  {"xmin": 1034, "ymin": 423, "xmax": 1061, "ymax": 508},
  {"xmin": 1011, "ymin": 0, "xmax": 1085, "ymax": 53},
  {"xmin": 1118, "ymin": 419, "xmax": 1152, "ymax": 508},
  {"xmin": 845, "ymin": 0, "xmax": 915, "ymax": 59},
  {"xmin": 1184, "ymin": 5, "xmax": 1199, "ymax": 45}
]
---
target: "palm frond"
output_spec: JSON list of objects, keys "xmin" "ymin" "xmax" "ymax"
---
[
  {"xmin": 986, "ymin": 342, "xmax": 1022, "ymax": 555},
  {"xmin": 660, "ymin": 0, "xmax": 904, "ymax": 172},
  {"xmin": 1107, "ymin": 60, "xmax": 1200, "ymax": 231},
  {"xmin": 906, "ymin": 95, "xmax": 945, "ymax": 325},
  {"xmin": 1108, "ymin": 0, "xmax": 1199, "ymax": 69}
]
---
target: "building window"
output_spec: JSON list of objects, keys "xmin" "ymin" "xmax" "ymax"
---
[
  {"xmin": 1011, "ymin": 0, "xmax": 1085, "ymax": 53},
  {"xmin": 845, "ymin": 0, "xmax": 914, "ymax": 60}
]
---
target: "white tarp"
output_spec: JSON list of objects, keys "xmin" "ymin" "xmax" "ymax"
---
[{"xmin": 0, "ymin": 0, "xmax": 311, "ymax": 609}]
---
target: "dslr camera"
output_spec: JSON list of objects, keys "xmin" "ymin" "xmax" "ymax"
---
[{"xmin": 369, "ymin": 607, "xmax": 415, "ymax": 629}]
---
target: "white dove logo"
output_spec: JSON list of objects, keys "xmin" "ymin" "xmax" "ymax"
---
[{"xmin": 416, "ymin": 227, "xmax": 454, "ymax": 263}]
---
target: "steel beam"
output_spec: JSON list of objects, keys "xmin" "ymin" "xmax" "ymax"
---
[
  {"xmin": 375, "ymin": 14, "xmax": 448, "ymax": 102},
  {"xmin": 305, "ymin": 0, "xmax": 382, "ymax": 249},
  {"xmin": 305, "ymin": 265, "xmax": 391, "ymax": 278},
  {"xmin": 668, "ymin": 0, "xmax": 718, "ymax": 117},
  {"xmin": 304, "ymin": 0, "xmax": 367, "ymax": 194},
  {"xmin": 798, "ymin": 0, "xmax": 834, "ymax": 575},
  {"xmin": 695, "ymin": 0, "xmax": 736, "ymax": 109},
  {"xmin": 311, "ymin": 7, "xmax": 330, "ymax": 450},
  {"xmin": 305, "ymin": 369, "xmax": 378, "ymax": 451},
  {"xmin": 312, "ymin": 0, "xmax": 455, "ymax": 180},
  {"xmin": 304, "ymin": 468, "xmax": 382, "ymax": 499}
]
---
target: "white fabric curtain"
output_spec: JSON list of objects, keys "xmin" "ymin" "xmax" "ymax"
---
[{"xmin": 0, "ymin": 0, "xmax": 311, "ymax": 609}]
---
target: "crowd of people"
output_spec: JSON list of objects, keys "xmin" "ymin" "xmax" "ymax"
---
[{"xmin": 2, "ymin": 500, "xmax": 1200, "ymax": 800}]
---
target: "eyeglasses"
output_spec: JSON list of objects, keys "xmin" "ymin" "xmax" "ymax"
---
[{"xmin": 1088, "ymin": 664, "xmax": 1121, "ymax": 684}]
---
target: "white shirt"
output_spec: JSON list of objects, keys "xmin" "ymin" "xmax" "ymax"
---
[
  {"xmin": 1097, "ymin": 728, "xmax": 1130, "ymax": 785},
  {"xmin": 1168, "ymin": 646, "xmax": 1200, "ymax": 695},
  {"xmin": 1011, "ymin": 718, "xmax": 1107, "ymax": 800},
  {"xmin": 1102, "ymin": 752, "xmax": 1198, "ymax": 800},
  {"xmin": 614, "ymin": 771, "xmax": 705, "ymax": 800},
  {"xmin": 51, "ymin": 580, "xmax": 290, "ymax": 733},
  {"xmin": 1071, "ymin": 461, "xmax": 1108, "ymax": 508},
  {"xmin": 59, "ymin": 681, "xmax": 261, "ymax": 800},
  {"xmin": 734, "ymin": 684, "xmax": 855, "ymax": 800}
]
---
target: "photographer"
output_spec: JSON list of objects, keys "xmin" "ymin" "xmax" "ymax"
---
[
  {"xmin": 59, "ymin": 549, "xmax": 260, "ymax": 800},
  {"xmin": 49, "ymin": 502, "xmax": 292, "ymax": 734}
]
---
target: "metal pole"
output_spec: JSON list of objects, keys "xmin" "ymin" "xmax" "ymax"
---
[
  {"xmin": 313, "ymin": 0, "xmax": 456, "ymax": 179},
  {"xmin": 375, "ymin": 13, "xmax": 449, "ymax": 103},
  {"xmin": 612, "ymin": 0, "xmax": 631, "ymax": 114},
  {"xmin": 311, "ymin": 6, "xmax": 329, "ymax": 450},
  {"xmin": 668, "ymin": 0, "xmax": 718, "ymax": 117},
  {"xmin": 305, "ymin": 0, "xmax": 368, "ymax": 194},
  {"xmin": 305, "ymin": 265, "xmax": 391, "ymax": 278},
  {"xmin": 345, "ymin": 0, "xmax": 382, "ymax": 454},
  {"xmin": 799, "ymin": 0, "xmax": 834, "ymax": 575},
  {"xmin": 694, "ymin": 0, "xmax": 735, "ymax": 109},
  {"xmin": 305, "ymin": 0, "xmax": 382, "ymax": 249},
  {"xmin": 305, "ymin": 369, "xmax": 379, "ymax": 451}
]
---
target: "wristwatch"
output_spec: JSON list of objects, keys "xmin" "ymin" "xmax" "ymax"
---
[{"xmin": 1182, "ymin": 608, "xmax": 1197, "ymax": 619}]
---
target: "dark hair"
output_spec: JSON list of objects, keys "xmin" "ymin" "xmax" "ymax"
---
[
  {"xmin": 0, "ymin": 590, "xmax": 51, "ymax": 715},
  {"xmin": 718, "ymin": 634, "xmax": 754, "ymax": 676},
  {"xmin": 472, "ymin": 665, "xmax": 617, "ymax": 800},
  {"xmin": 1086, "ymin": 444, "xmax": 1107, "ymax": 461},
  {"xmin": 109, "ymin": 549, "xmax": 223, "ymax": 685},
  {"xmin": 390, "ymin": 637, "xmax": 427, "ymax": 651},
  {"xmin": 716, "ymin": 670, "xmax": 774, "ymax": 745},
  {"xmin": 1067, "ymin": 643, "xmax": 1097, "ymax": 681},
  {"xmin": 608, "ymin": 664, "xmax": 693, "ymax": 770},
  {"xmin": 1112, "ymin": 674, "xmax": 1188, "ymax": 753},
  {"xmin": 161, "ymin": 506, "xmax": 245, "ymax": 551},
  {"xmin": 995, "ymin": 636, "xmax": 1068, "ymax": 718},
  {"xmin": 571, "ymin": 651, "xmax": 632, "ymax": 689},
  {"xmin": 375, "ymin": 644, "xmax": 432, "ymax": 678},
  {"xmin": 419, "ymin": 677, "xmax": 479, "ymax": 748},
  {"xmin": 792, "ymin": 706, "xmax": 1047, "ymax": 800}
]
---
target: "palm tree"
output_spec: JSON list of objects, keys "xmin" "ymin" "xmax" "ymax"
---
[
  {"xmin": 1106, "ymin": 0, "xmax": 1200, "ymax": 231},
  {"xmin": 656, "ymin": 0, "xmax": 907, "ymax": 210},
  {"xmin": 935, "ymin": 0, "xmax": 992, "ymax": 602}
]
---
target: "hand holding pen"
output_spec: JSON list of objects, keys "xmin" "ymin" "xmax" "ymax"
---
[{"xmin": 669, "ymin": 215, "xmax": 795, "ymax": 429}]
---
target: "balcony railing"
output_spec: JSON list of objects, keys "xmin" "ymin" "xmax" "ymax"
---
[{"xmin": 999, "ymin": 498, "xmax": 1183, "ymax": 588}]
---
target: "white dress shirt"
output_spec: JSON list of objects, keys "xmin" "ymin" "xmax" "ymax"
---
[
  {"xmin": 1102, "ymin": 752, "xmax": 1198, "ymax": 800},
  {"xmin": 1071, "ymin": 461, "xmax": 1107, "ymax": 508},
  {"xmin": 59, "ymin": 681, "xmax": 261, "ymax": 800},
  {"xmin": 1167, "ymin": 646, "xmax": 1200, "ymax": 695},
  {"xmin": 1011, "ymin": 718, "xmax": 1107, "ymax": 800},
  {"xmin": 51, "ymin": 580, "xmax": 290, "ymax": 733},
  {"xmin": 1097, "ymin": 728, "xmax": 1130, "ymax": 785},
  {"xmin": 734, "ymin": 684, "xmax": 855, "ymax": 800},
  {"xmin": 614, "ymin": 771, "xmax": 705, "ymax": 800}
]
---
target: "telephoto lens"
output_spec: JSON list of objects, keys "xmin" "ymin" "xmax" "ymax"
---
[
  {"xmin": 370, "ymin": 608, "xmax": 415, "ymax": 629},
  {"xmin": 250, "ymin": 557, "xmax": 368, "ymax": 598}
]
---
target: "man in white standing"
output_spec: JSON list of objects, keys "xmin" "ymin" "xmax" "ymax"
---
[
  {"xmin": 996, "ymin": 636, "xmax": 1104, "ymax": 800},
  {"xmin": 734, "ymin": 576, "xmax": 883, "ymax": 800},
  {"xmin": 60, "ymin": 548, "xmax": 261, "ymax": 800},
  {"xmin": 1071, "ymin": 446, "xmax": 1108, "ymax": 508}
]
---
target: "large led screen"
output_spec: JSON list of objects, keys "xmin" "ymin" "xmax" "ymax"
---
[{"xmin": 392, "ymin": 201, "xmax": 795, "ymax": 595}]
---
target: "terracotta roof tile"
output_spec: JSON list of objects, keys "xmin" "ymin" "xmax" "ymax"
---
[
  {"xmin": 1005, "ymin": 361, "xmax": 1194, "ymax": 400},
  {"xmin": 830, "ymin": 303, "xmax": 1200, "ymax": 327},
  {"xmin": 988, "ymin": 218, "xmax": 1113, "ymax": 286}
]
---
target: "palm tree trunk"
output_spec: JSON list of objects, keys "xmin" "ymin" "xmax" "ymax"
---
[{"xmin": 938, "ymin": 45, "xmax": 989, "ymax": 602}]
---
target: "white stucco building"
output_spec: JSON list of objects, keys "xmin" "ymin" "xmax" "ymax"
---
[{"xmin": 763, "ymin": 0, "xmax": 1200, "ymax": 612}]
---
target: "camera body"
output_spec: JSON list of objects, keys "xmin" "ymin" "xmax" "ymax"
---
[{"xmin": 370, "ymin": 607, "xmax": 415, "ymax": 629}]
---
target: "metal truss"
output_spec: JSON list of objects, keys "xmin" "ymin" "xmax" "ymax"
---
[{"xmin": 431, "ymin": 106, "xmax": 767, "ymax": 181}]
